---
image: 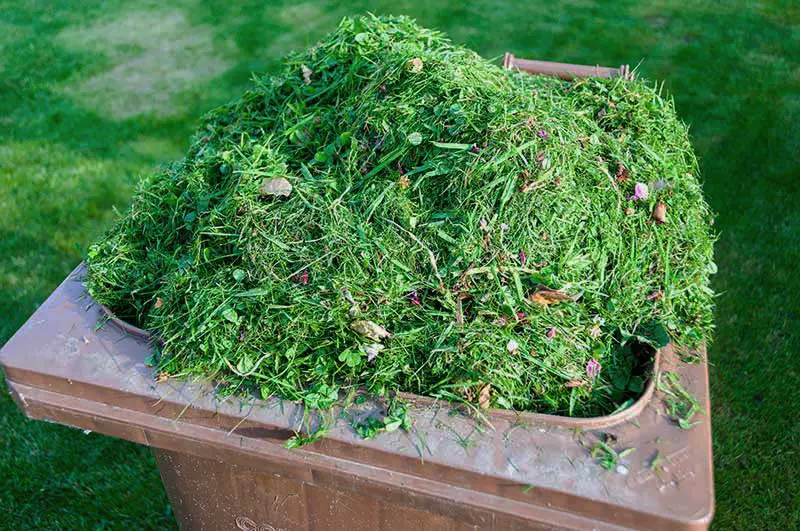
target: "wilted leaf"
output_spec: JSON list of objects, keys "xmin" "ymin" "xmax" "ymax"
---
[
  {"xmin": 646, "ymin": 290, "xmax": 662, "ymax": 301},
  {"xmin": 407, "ymin": 132, "xmax": 423, "ymax": 146},
  {"xmin": 460, "ymin": 383, "xmax": 474, "ymax": 402},
  {"xmin": 154, "ymin": 297, "xmax": 164, "ymax": 309},
  {"xmin": 528, "ymin": 289, "xmax": 576, "ymax": 306},
  {"xmin": 350, "ymin": 320, "xmax": 392, "ymax": 341},
  {"xmin": 259, "ymin": 177, "xmax": 293, "ymax": 198},
  {"xmin": 615, "ymin": 162, "xmax": 630, "ymax": 183},
  {"xmin": 301, "ymin": 64, "xmax": 312, "ymax": 85},
  {"xmin": 564, "ymin": 379, "xmax": 585, "ymax": 388},
  {"xmin": 653, "ymin": 201, "xmax": 667, "ymax": 224},
  {"xmin": 407, "ymin": 57, "xmax": 424, "ymax": 73},
  {"xmin": 521, "ymin": 179, "xmax": 546, "ymax": 193},
  {"xmin": 478, "ymin": 384, "xmax": 492, "ymax": 409},
  {"xmin": 362, "ymin": 343, "xmax": 385, "ymax": 362}
]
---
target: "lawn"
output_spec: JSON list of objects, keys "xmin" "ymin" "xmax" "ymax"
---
[{"xmin": 0, "ymin": 0, "xmax": 797, "ymax": 529}]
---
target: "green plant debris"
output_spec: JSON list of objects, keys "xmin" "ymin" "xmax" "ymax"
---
[
  {"xmin": 286, "ymin": 421, "xmax": 330, "ymax": 449},
  {"xmin": 351, "ymin": 396, "xmax": 411, "ymax": 439},
  {"xmin": 436, "ymin": 420, "xmax": 481, "ymax": 450},
  {"xmin": 591, "ymin": 440, "xmax": 636, "ymax": 471},
  {"xmin": 85, "ymin": 15, "xmax": 715, "ymax": 420},
  {"xmin": 658, "ymin": 371, "xmax": 704, "ymax": 429},
  {"xmin": 648, "ymin": 449, "xmax": 665, "ymax": 480}
]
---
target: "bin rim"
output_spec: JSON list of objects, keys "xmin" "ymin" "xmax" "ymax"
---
[{"xmin": 99, "ymin": 288, "xmax": 660, "ymax": 430}]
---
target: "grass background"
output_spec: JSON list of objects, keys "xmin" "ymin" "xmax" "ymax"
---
[{"xmin": 0, "ymin": 0, "xmax": 797, "ymax": 529}]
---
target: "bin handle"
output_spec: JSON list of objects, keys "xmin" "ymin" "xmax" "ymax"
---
[{"xmin": 503, "ymin": 53, "xmax": 632, "ymax": 80}]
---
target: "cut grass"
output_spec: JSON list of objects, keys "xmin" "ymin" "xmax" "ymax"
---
[
  {"xmin": 591, "ymin": 439, "xmax": 636, "ymax": 471},
  {"xmin": 84, "ymin": 15, "xmax": 715, "ymax": 420},
  {"xmin": 0, "ymin": 1, "xmax": 798, "ymax": 529},
  {"xmin": 658, "ymin": 370, "xmax": 704, "ymax": 430}
]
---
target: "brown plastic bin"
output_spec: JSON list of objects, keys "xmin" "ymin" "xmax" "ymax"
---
[{"xmin": 1, "ymin": 58, "xmax": 713, "ymax": 531}]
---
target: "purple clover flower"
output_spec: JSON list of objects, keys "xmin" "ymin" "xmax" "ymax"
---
[
  {"xmin": 586, "ymin": 358, "xmax": 601, "ymax": 380},
  {"xmin": 537, "ymin": 130, "xmax": 549, "ymax": 139},
  {"xmin": 407, "ymin": 289, "xmax": 422, "ymax": 306},
  {"xmin": 294, "ymin": 269, "xmax": 309, "ymax": 285},
  {"xmin": 628, "ymin": 182, "xmax": 649, "ymax": 200}
]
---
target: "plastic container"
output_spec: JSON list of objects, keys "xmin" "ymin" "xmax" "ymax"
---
[{"xmin": 0, "ymin": 58, "xmax": 713, "ymax": 531}]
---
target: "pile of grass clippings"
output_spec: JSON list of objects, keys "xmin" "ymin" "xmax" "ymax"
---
[{"xmin": 85, "ymin": 15, "xmax": 715, "ymax": 424}]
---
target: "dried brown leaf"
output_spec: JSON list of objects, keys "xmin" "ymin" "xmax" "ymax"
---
[
  {"xmin": 616, "ymin": 162, "xmax": 630, "ymax": 183},
  {"xmin": 461, "ymin": 383, "xmax": 474, "ymax": 402},
  {"xmin": 646, "ymin": 290, "xmax": 663, "ymax": 301},
  {"xmin": 521, "ymin": 180, "xmax": 545, "ymax": 193},
  {"xmin": 154, "ymin": 297, "xmax": 164, "ymax": 309},
  {"xmin": 528, "ymin": 289, "xmax": 576, "ymax": 306},
  {"xmin": 259, "ymin": 177, "xmax": 292, "ymax": 198},
  {"xmin": 478, "ymin": 384, "xmax": 492, "ymax": 409},
  {"xmin": 653, "ymin": 201, "xmax": 667, "ymax": 224},
  {"xmin": 350, "ymin": 320, "xmax": 392, "ymax": 341},
  {"xmin": 564, "ymin": 379, "xmax": 585, "ymax": 388}
]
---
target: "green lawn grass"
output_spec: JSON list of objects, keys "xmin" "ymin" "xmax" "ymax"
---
[{"xmin": 1, "ymin": 1, "xmax": 797, "ymax": 529}]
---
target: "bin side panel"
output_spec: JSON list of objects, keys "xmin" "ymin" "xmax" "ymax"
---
[
  {"xmin": 153, "ymin": 448, "xmax": 499, "ymax": 531},
  {"xmin": 154, "ymin": 448, "xmax": 310, "ymax": 531}
]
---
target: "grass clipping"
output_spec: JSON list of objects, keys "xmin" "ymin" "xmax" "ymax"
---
[{"xmin": 86, "ymin": 15, "xmax": 715, "ymax": 419}]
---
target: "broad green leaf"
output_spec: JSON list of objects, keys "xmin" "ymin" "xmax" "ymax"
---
[{"xmin": 222, "ymin": 308, "xmax": 238, "ymax": 323}]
